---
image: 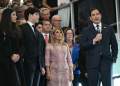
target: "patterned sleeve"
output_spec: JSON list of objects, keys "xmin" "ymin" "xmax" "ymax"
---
[
  {"xmin": 45, "ymin": 44, "xmax": 50, "ymax": 66},
  {"xmin": 66, "ymin": 45, "xmax": 73, "ymax": 67}
]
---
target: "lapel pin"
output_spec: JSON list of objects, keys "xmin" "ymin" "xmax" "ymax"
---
[{"xmin": 104, "ymin": 27, "xmax": 106, "ymax": 28}]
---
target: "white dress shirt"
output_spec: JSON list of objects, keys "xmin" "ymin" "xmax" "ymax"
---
[
  {"xmin": 93, "ymin": 22, "xmax": 102, "ymax": 33},
  {"xmin": 27, "ymin": 21, "xmax": 35, "ymax": 34},
  {"xmin": 41, "ymin": 33, "xmax": 49, "ymax": 40},
  {"xmin": 93, "ymin": 22, "xmax": 102, "ymax": 44}
]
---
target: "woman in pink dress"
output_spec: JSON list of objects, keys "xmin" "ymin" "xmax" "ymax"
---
[{"xmin": 45, "ymin": 27, "xmax": 73, "ymax": 86}]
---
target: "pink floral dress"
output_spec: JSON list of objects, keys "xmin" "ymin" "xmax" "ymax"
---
[{"xmin": 45, "ymin": 43, "xmax": 73, "ymax": 86}]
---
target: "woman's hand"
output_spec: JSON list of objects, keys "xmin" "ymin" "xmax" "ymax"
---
[
  {"xmin": 46, "ymin": 73, "xmax": 50, "ymax": 80},
  {"xmin": 73, "ymin": 64, "xmax": 77, "ymax": 70},
  {"xmin": 69, "ymin": 72, "xmax": 73, "ymax": 81},
  {"xmin": 11, "ymin": 54, "xmax": 20, "ymax": 63},
  {"xmin": 59, "ymin": 3, "xmax": 66, "ymax": 7}
]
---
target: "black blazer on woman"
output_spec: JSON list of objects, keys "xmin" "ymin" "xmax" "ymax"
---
[{"xmin": 0, "ymin": 30, "xmax": 26, "ymax": 86}]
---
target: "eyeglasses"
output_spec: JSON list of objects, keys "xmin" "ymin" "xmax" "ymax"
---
[{"xmin": 53, "ymin": 20, "xmax": 62, "ymax": 22}]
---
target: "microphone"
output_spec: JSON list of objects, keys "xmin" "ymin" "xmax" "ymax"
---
[{"xmin": 97, "ymin": 29, "xmax": 101, "ymax": 44}]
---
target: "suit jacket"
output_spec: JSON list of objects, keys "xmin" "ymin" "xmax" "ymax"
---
[
  {"xmin": 19, "ymin": 23, "xmax": 45, "ymax": 71},
  {"xmin": 0, "ymin": 31, "xmax": 25, "ymax": 86},
  {"xmin": 70, "ymin": 42, "xmax": 80, "ymax": 74},
  {"xmin": 78, "ymin": 50, "xmax": 87, "ymax": 75},
  {"xmin": 80, "ymin": 24, "xmax": 118, "ymax": 69}
]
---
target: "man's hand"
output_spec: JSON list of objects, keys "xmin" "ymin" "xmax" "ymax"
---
[
  {"xmin": 59, "ymin": 3, "xmax": 66, "ymax": 7},
  {"xmin": 93, "ymin": 33, "xmax": 102, "ymax": 43},
  {"xmin": 41, "ymin": 68, "xmax": 45, "ymax": 75},
  {"xmin": 11, "ymin": 54, "xmax": 20, "ymax": 63},
  {"xmin": 84, "ymin": 73, "xmax": 88, "ymax": 78}
]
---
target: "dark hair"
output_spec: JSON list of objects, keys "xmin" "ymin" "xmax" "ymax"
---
[
  {"xmin": 24, "ymin": 7, "xmax": 39, "ymax": 21},
  {"xmin": 42, "ymin": 19, "xmax": 50, "ymax": 25},
  {"xmin": 35, "ymin": 21, "xmax": 43, "ymax": 27},
  {"xmin": 0, "ymin": 8, "xmax": 21, "ymax": 38},
  {"xmin": 14, "ymin": 7, "xmax": 22, "ymax": 12},
  {"xmin": 89, "ymin": 8, "xmax": 100, "ymax": 16},
  {"xmin": 11, "ymin": 1, "xmax": 20, "ymax": 8},
  {"xmin": 64, "ymin": 28, "xmax": 74, "ymax": 42},
  {"xmin": 23, "ymin": 0, "xmax": 33, "ymax": 5}
]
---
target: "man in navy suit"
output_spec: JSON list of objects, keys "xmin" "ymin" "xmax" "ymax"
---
[
  {"xmin": 80, "ymin": 8, "xmax": 118, "ymax": 86},
  {"xmin": 19, "ymin": 7, "xmax": 45, "ymax": 86}
]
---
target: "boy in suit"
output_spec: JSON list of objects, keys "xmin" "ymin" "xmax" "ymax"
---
[{"xmin": 19, "ymin": 7, "xmax": 45, "ymax": 86}]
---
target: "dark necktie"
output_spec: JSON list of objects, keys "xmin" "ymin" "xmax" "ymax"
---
[
  {"xmin": 96, "ymin": 25, "xmax": 100, "ymax": 33},
  {"xmin": 96, "ymin": 25, "xmax": 102, "ymax": 54},
  {"xmin": 32, "ymin": 25, "xmax": 38, "ymax": 41}
]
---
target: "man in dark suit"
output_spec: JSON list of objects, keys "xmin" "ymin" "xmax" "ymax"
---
[
  {"xmin": 19, "ymin": 7, "xmax": 45, "ymax": 86},
  {"xmin": 41, "ymin": 20, "xmax": 51, "ymax": 43},
  {"xmin": 40, "ymin": 19, "xmax": 51, "ymax": 86},
  {"xmin": 80, "ymin": 8, "xmax": 118, "ymax": 86}
]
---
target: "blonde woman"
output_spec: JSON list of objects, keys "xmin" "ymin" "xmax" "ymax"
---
[{"xmin": 45, "ymin": 27, "xmax": 73, "ymax": 86}]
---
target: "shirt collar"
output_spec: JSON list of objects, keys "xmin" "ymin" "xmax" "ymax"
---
[
  {"xmin": 93, "ymin": 22, "xmax": 101, "ymax": 28},
  {"xmin": 42, "ymin": 33, "xmax": 49, "ymax": 36},
  {"xmin": 27, "ymin": 21, "xmax": 34, "ymax": 27}
]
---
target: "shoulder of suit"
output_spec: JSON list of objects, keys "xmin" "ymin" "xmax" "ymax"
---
[
  {"xmin": 83, "ymin": 25, "xmax": 93, "ymax": 31},
  {"xmin": 102, "ymin": 24, "xmax": 112, "ymax": 28},
  {"xmin": 19, "ymin": 23, "xmax": 28, "ymax": 28}
]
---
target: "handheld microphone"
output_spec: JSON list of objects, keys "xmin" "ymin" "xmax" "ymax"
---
[{"xmin": 97, "ymin": 29, "xmax": 101, "ymax": 44}]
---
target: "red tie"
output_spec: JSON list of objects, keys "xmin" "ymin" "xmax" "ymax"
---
[{"xmin": 45, "ymin": 35, "xmax": 48, "ymax": 44}]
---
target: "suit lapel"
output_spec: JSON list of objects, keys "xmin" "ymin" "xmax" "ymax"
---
[
  {"xmin": 101, "ymin": 24, "xmax": 107, "ymax": 43},
  {"xmin": 26, "ymin": 23, "xmax": 38, "ymax": 42},
  {"xmin": 89, "ymin": 25, "xmax": 98, "ymax": 36},
  {"xmin": 101, "ymin": 24, "xmax": 107, "ymax": 34}
]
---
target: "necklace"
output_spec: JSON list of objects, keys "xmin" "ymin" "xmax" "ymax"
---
[{"xmin": 69, "ymin": 43, "xmax": 73, "ymax": 48}]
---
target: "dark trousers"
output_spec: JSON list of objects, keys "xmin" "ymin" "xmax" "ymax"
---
[
  {"xmin": 73, "ymin": 74, "xmax": 80, "ymax": 86},
  {"xmin": 87, "ymin": 57, "xmax": 113, "ymax": 86},
  {"xmin": 23, "ymin": 58, "xmax": 41, "ymax": 86},
  {"xmin": 39, "ymin": 73, "xmax": 46, "ymax": 86},
  {"xmin": 79, "ymin": 73, "xmax": 89, "ymax": 86}
]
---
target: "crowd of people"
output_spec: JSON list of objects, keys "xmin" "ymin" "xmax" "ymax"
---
[{"xmin": 0, "ymin": 0, "xmax": 118, "ymax": 86}]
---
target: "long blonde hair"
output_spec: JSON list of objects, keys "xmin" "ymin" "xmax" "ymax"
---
[{"xmin": 50, "ymin": 27, "xmax": 67, "ymax": 46}]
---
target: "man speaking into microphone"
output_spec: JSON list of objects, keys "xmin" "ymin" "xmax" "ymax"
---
[{"xmin": 80, "ymin": 8, "xmax": 118, "ymax": 86}]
